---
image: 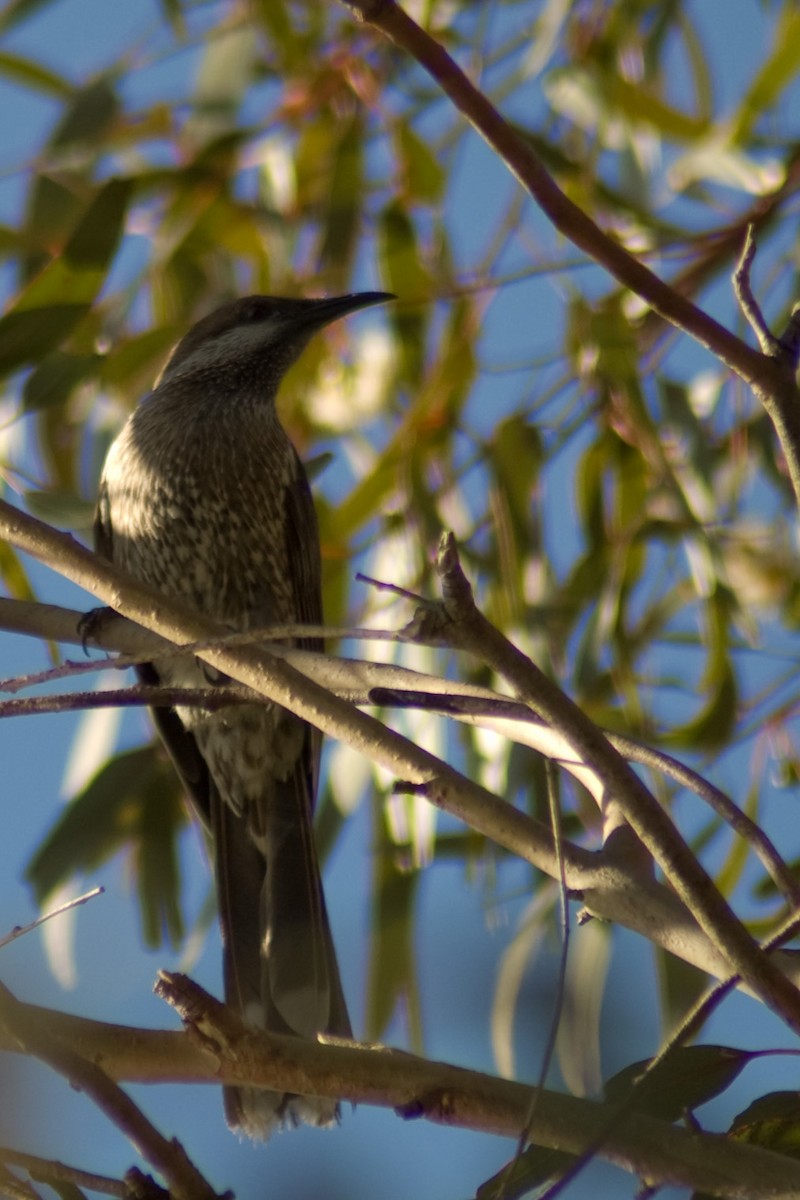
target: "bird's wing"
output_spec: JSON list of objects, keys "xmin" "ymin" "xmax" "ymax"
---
[{"xmin": 256, "ymin": 454, "xmax": 351, "ymax": 1039}]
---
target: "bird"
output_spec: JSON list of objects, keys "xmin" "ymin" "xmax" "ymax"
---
[{"xmin": 94, "ymin": 291, "xmax": 392, "ymax": 1137}]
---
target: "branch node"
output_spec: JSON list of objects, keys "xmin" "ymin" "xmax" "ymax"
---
[
  {"xmin": 123, "ymin": 1167, "xmax": 169, "ymax": 1199},
  {"xmin": 733, "ymin": 225, "xmax": 782, "ymax": 357},
  {"xmin": 436, "ymin": 532, "xmax": 475, "ymax": 615},
  {"xmin": 154, "ymin": 972, "xmax": 234, "ymax": 1060},
  {"xmin": 391, "ymin": 777, "xmax": 442, "ymax": 799}
]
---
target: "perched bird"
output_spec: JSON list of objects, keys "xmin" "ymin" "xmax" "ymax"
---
[{"xmin": 95, "ymin": 292, "xmax": 392, "ymax": 1137}]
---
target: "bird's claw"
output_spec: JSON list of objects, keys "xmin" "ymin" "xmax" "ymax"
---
[{"xmin": 77, "ymin": 606, "xmax": 115, "ymax": 655}]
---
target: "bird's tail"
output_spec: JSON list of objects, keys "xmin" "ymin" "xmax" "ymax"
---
[{"xmin": 211, "ymin": 768, "xmax": 350, "ymax": 1140}]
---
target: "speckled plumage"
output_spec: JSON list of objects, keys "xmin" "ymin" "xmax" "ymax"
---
[{"xmin": 95, "ymin": 293, "xmax": 390, "ymax": 1138}]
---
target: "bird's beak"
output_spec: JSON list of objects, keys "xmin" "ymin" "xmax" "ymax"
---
[{"xmin": 302, "ymin": 291, "xmax": 395, "ymax": 331}]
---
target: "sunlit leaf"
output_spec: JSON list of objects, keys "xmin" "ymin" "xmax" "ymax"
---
[
  {"xmin": 727, "ymin": 1091, "xmax": 800, "ymax": 1156},
  {"xmin": 24, "ymin": 487, "xmax": 95, "ymax": 531},
  {"xmin": 0, "ymin": 539, "xmax": 36, "ymax": 601}
]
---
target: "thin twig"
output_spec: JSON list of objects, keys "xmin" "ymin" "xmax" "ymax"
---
[
  {"xmin": 355, "ymin": 571, "xmax": 428, "ymax": 604},
  {"xmin": 374, "ymin": 685, "xmax": 800, "ymax": 906},
  {"xmin": 733, "ymin": 225, "xmax": 780, "ymax": 355},
  {"xmin": 0, "ymin": 888, "xmax": 104, "ymax": 950},
  {"xmin": 0, "ymin": 1148, "xmax": 125, "ymax": 1198},
  {"xmin": 607, "ymin": 732, "xmax": 800, "ymax": 905},
  {"xmin": 499, "ymin": 762, "xmax": 572, "ymax": 1200},
  {"xmin": 0, "ymin": 685, "xmax": 252, "ymax": 721}
]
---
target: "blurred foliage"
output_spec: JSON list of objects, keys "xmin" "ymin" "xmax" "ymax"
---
[{"xmin": 3, "ymin": 0, "xmax": 800, "ymax": 1170}]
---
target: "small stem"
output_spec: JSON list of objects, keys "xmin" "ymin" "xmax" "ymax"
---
[{"xmin": 733, "ymin": 225, "xmax": 780, "ymax": 355}]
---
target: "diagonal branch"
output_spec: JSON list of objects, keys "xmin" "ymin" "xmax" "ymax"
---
[
  {"xmin": 342, "ymin": 0, "xmax": 779, "ymax": 394},
  {"xmin": 343, "ymin": 1, "xmax": 800, "ymax": 505},
  {"xmin": 1, "ymin": 566, "xmax": 799, "ymax": 991},
  {"xmin": 421, "ymin": 533, "xmax": 800, "ymax": 1034}
]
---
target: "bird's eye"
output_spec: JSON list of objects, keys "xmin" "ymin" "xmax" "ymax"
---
[{"xmin": 240, "ymin": 299, "xmax": 269, "ymax": 323}]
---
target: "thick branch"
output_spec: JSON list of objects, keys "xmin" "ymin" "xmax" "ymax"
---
[
  {"xmin": 0, "ymin": 499, "xmax": 578, "ymax": 883},
  {"xmin": 2, "ymin": 590, "xmax": 799, "ymax": 990},
  {"xmin": 1, "ymin": 984, "xmax": 800, "ymax": 1199}
]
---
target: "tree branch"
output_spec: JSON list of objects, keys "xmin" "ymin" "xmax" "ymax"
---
[
  {"xmin": 2, "ymin": 979, "xmax": 800, "ymax": 1199},
  {"xmin": 420, "ymin": 533, "xmax": 800, "ymax": 1034},
  {"xmin": 342, "ymin": 0, "xmax": 781, "ymax": 395},
  {"xmin": 0, "ymin": 1148, "xmax": 127, "ymax": 1199},
  {"xmin": 0, "ymin": 983, "xmax": 224, "ymax": 1200},
  {"xmin": 2, "ymin": 580, "xmax": 798, "ymax": 991},
  {"xmin": 343, "ymin": 0, "xmax": 800, "ymax": 509}
]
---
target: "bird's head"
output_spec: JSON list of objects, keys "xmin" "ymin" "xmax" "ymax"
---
[{"xmin": 158, "ymin": 292, "xmax": 394, "ymax": 393}]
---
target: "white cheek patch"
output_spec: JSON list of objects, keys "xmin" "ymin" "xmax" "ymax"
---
[{"xmin": 163, "ymin": 320, "xmax": 285, "ymax": 383}]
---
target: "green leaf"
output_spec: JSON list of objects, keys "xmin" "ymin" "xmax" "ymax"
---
[
  {"xmin": 378, "ymin": 200, "xmax": 432, "ymax": 300},
  {"xmin": 477, "ymin": 1046, "xmax": 755, "ymax": 1200},
  {"xmin": 63, "ymin": 176, "xmax": 133, "ymax": 268},
  {"xmin": 157, "ymin": 0, "xmax": 185, "ymax": 34},
  {"xmin": 319, "ymin": 114, "xmax": 365, "ymax": 282},
  {"xmin": 22, "ymin": 350, "xmax": 99, "ymax": 411},
  {"xmin": 728, "ymin": 1091, "xmax": 800, "ymax": 1156},
  {"xmin": 23, "ymin": 487, "xmax": 95, "ymax": 531},
  {"xmin": 663, "ymin": 587, "xmax": 738, "ymax": 751},
  {"xmin": 26, "ymin": 744, "xmax": 187, "ymax": 950},
  {"xmin": 187, "ymin": 24, "xmax": 255, "ymax": 141},
  {"xmin": 136, "ymin": 763, "xmax": 187, "ymax": 948},
  {"xmin": 0, "ymin": 540, "xmax": 36, "ymax": 601},
  {"xmin": 377, "ymin": 202, "xmax": 431, "ymax": 387},
  {"xmin": 656, "ymin": 948, "xmax": 710, "ymax": 1037},
  {"xmin": 604, "ymin": 1045, "xmax": 754, "ymax": 1121},
  {"xmin": 0, "ymin": 50, "xmax": 71, "ymax": 96},
  {"xmin": 99, "ymin": 326, "xmax": 180, "ymax": 395},
  {"xmin": 367, "ymin": 825, "xmax": 422, "ymax": 1046},
  {"xmin": 0, "ymin": 178, "xmax": 132, "ymax": 376},
  {"xmin": 476, "ymin": 1145, "xmax": 575, "ymax": 1200},
  {"xmin": 394, "ymin": 121, "xmax": 445, "ymax": 203},
  {"xmin": 731, "ymin": 9, "xmax": 800, "ymax": 142},
  {"xmin": 49, "ymin": 76, "xmax": 119, "ymax": 149}
]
